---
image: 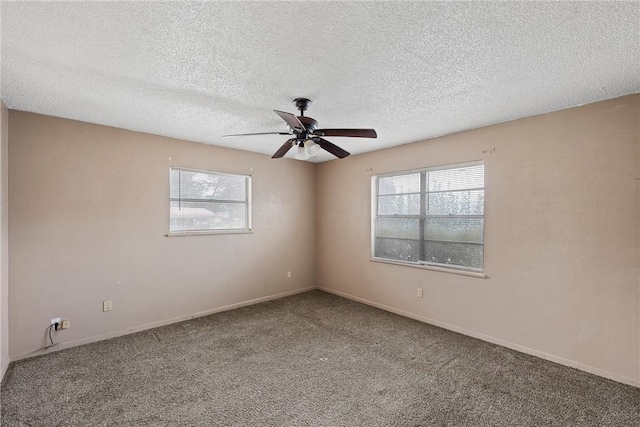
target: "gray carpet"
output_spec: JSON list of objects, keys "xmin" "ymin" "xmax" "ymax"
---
[{"xmin": 1, "ymin": 290, "xmax": 639, "ymax": 426}]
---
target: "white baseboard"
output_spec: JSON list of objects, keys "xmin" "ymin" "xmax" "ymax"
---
[
  {"xmin": 10, "ymin": 286, "xmax": 316, "ymax": 363},
  {"xmin": 1, "ymin": 359, "xmax": 8, "ymax": 384},
  {"xmin": 318, "ymin": 286, "xmax": 640, "ymax": 389}
]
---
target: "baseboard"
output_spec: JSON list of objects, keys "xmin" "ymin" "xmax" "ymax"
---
[
  {"xmin": 318, "ymin": 286, "xmax": 640, "ymax": 389},
  {"xmin": 1, "ymin": 358, "xmax": 8, "ymax": 384},
  {"xmin": 10, "ymin": 286, "xmax": 316, "ymax": 363}
]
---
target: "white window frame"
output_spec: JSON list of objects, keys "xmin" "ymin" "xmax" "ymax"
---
[
  {"xmin": 168, "ymin": 167, "xmax": 252, "ymax": 236},
  {"xmin": 370, "ymin": 161, "xmax": 485, "ymax": 277}
]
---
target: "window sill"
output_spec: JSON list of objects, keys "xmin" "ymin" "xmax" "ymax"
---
[
  {"xmin": 166, "ymin": 229, "xmax": 253, "ymax": 237},
  {"xmin": 370, "ymin": 257, "xmax": 486, "ymax": 278}
]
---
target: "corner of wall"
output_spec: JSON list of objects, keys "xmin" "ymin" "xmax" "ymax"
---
[
  {"xmin": 313, "ymin": 162, "xmax": 320, "ymax": 288},
  {"xmin": 0, "ymin": 100, "xmax": 9, "ymax": 382}
]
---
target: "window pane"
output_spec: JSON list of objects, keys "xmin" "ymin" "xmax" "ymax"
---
[
  {"xmin": 375, "ymin": 238, "xmax": 420, "ymax": 262},
  {"xmin": 378, "ymin": 194, "xmax": 421, "ymax": 215},
  {"xmin": 427, "ymin": 190, "xmax": 484, "ymax": 216},
  {"xmin": 170, "ymin": 169, "xmax": 246, "ymax": 201},
  {"xmin": 428, "ymin": 165, "xmax": 484, "ymax": 192},
  {"xmin": 170, "ymin": 201, "xmax": 247, "ymax": 231},
  {"xmin": 425, "ymin": 218, "xmax": 483, "ymax": 243},
  {"xmin": 376, "ymin": 218, "xmax": 420, "ymax": 239},
  {"xmin": 378, "ymin": 173, "xmax": 420, "ymax": 195},
  {"xmin": 424, "ymin": 241, "xmax": 483, "ymax": 268}
]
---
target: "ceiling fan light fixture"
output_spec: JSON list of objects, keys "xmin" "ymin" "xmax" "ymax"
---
[
  {"xmin": 305, "ymin": 139, "xmax": 321, "ymax": 157},
  {"xmin": 295, "ymin": 143, "xmax": 309, "ymax": 160}
]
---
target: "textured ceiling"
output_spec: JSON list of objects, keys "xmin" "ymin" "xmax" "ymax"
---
[{"xmin": 1, "ymin": 1, "xmax": 639, "ymax": 162}]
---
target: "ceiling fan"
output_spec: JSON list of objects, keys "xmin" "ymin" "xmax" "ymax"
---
[{"xmin": 223, "ymin": 98, "xmax": 377, "ymax": 160}]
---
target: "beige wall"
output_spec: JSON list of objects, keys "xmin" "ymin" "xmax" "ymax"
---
[
  {"xmin": 1, "ymin": 101, "xmax": 8, "ymax": 380},
  {"xmin": 317, "ymin": 95, "xmax": 640, "ymax": 386},
  {"xmin": 6, "ymin": 95, "xmax": 640, "ymax": 387},
  {"xmin": 8, "ymin": 112, "xmax": 316, "ymax": 359}
]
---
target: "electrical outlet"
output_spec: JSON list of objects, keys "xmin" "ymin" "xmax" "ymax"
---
[
  {"xmin": 61, "ymin": 320, "xmax": 71, "ymax": 329},
  {"xmin": 287, "ymin": 271, "xmax": 292, "ymax": 279},
  {"xmin": 103, "ymin": 301, "xmax": 112, "ymax": 312},
  {"xmin": 51, "ymin": 317, "xmax": 61, "ymax": 325},
  {"xmin": 417, "ymin": 288, "xmax": 423, "ymax": 298}
]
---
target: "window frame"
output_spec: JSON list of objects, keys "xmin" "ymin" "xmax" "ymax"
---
[
  {"xmin": 370, "ymin": 161, "xmax": 485, "ymax": 277},
  {"xmin": 168, "ymin": 166, "xmax": 252, "ymax": 237}
]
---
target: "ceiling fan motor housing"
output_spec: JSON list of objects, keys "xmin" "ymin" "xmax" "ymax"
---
[
  {"xmin": 293, "ymin": 98, "xmax": 316, "ymax": 142},
  {"xmin": 297, "ymin": 116, "xmax": 318, "ymax": 134}
]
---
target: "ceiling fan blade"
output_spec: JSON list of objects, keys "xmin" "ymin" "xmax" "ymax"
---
[
  {"xmin": 314, "ymin": 128, "xmax": 377, "ymax": 138},
  {"xmin": 313, "ymin": 137, "xmax": 350, "ymax": 159},
  {"xmin": 274, "ymin": 110, "xmax": 305, "ymax": 132},
  {"xmin": 272, "ymin": 138, "xmax": 296, "ymax": 159},
  {"xmin": 223, "ymin": 131, "xmax": 292, "ymax": 138}
]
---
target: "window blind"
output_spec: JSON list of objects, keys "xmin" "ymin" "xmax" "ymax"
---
[{"xmin": 372, "ymin": 162, "xmax": 484, "ymax": 271}]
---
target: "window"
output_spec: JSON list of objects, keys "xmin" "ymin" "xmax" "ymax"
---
[
  {"xmin": 169, "ymin": 167, "xmax": 251, "ymax": 234},
  {"xmin": 372, "ymin": 161, "xmax": 484, "ymax": 272}
]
